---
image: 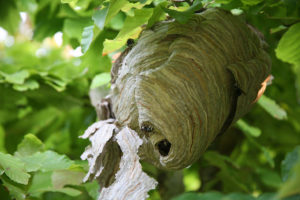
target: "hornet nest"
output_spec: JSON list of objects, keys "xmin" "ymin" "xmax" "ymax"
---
[{"xmin": 81, "ymin": 8, "xmax": 271, "ymax": 199}]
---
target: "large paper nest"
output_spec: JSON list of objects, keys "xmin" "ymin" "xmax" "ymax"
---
[{"xmin": 82, "ymin": 8, "xmax": 271, "ymax": 199}]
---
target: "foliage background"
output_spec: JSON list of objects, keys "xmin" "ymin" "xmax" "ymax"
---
[{"xmin": 0, "ymin": 0, "xmax": 300, "ymax": 199}]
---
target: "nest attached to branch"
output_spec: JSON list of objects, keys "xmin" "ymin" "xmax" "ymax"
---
[{"xmin": 82, "ymin": 8, "xmax": 271, "ymax": 199}]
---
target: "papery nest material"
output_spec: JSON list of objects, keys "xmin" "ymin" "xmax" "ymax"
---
[{"xmin": 81, "ymin": 8, "xmax": 271, "ymax": 200}]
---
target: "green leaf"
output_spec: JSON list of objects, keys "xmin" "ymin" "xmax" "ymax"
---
[
  {"xmin": 20, "ymin": 151, "xmax": 73, "ymax": 172},
  {"xmin": 121, "ymin": 0, "xmax": 153, "ymax": 12},
  {"xmin": 236, "ymin": 120, "xmax": 261, "ymax": 137},
  {"xmin": 242, "ymin": 133, "xmax": 275, "ymax": 168},
  {"xmin": 83, "ymin": 181, "xmax": 100, "ymax": 200},
  {"xmin": 63, "ymin": 18, "xmax": 93, "ymax": 41},
  {"xmin": 103, "ymin": 8, "xmax": 153, "ymax": 53},
  {"xmin": 15, "ymin": 134, "xmax": 44, "ymax": 157},
  {"xmin": 16, "ymin": 0, "xmax": 38, "ymax": 13},
  {"xmin": 258, "ymin": 95, "xmax": 287, "ymax": 120},
  {"xmin": 0, "ymin": 152, "xmax": 30, "ymax": 185},
  {"xmin": 54, "ymin": 187, "xmax": 82, "ymax": 196},
  {"xmin": 172, "ymin": 192, "xmax": 202, "ymax": 200},
  {"xmin": 61, "ymin": 0, "xmax": 78, "ymax": 3},
  {"xmin": 147, "ymin": 1, "xmax": 168, "ymax": 28},
  {"xmin": 18, "ymin": 106, "xmax": 33, "ymax": 119},
  {"xmin": 81, "ymin": 25, "xmax": 94, "ymax": 54},
  {"xmin": 241, "ymin": 0, "xmax": 263, "ymax": 5},
  {"xmin": 81, "ymin": 30, "xmax": 116, "ymax": 75},
  {"xmin": 43, "ymin": 76, "xmax": 67, "ymax": 92},
  {"xmin": 173, "ymin": 192, "xmax": 259, "ymax": 200},
  {"xmin": 90, "ymin": 72, "xmax": 111, "ymax": 89},
  {"xmin": 28, "ymin": 171, "xmax": 53, "ymax": 196},
  {"xmin": 203, "ymin": 151, "xmax": 249, "ymax": 192},
  {"xmin": 163, "ymin": 0, "xmax": 203, "ymax": 24},
  {"xmin": 281, "ymin": 146, "xmax": 300, "ymax": 182},
  {"xmin": 128, "ymin": 0, "xmax": 148, "ymax": 3},
  {"xmin": 0, "ymin": 0, "xmax": 21, "ymax": 34},
  {"xmin": 118, "ymin": 8, "xmax": 153, "ymax": 38},
  {"xmin": 1, "ymin": 177, "xmax": 27, "ymax": 200},
  {"xmin": 0, "ymin": 125, "xmax": 6, "ymax": 153},
  {"xmin": 33, "ymin": 3, "xmax": 64, "ymax": 41},
  {"xmin": 51, "ymin": 169, "xmax": 85, "ymax": 189},
  {"xmin": 92, "ymin": 7, "xmax": 109, "ymax": 30},
  {"xmin": 183, "ymin": 169, "xmax": 201, "ymax": 191},
  {"xmin": 29, "ymin": 171, "xmax": 82, "ymax": 197},
  {"xmin": 256, "ymin": 168, "xmax": 282, "ymax": 188},
  {"xmin": 256, "ymin": 193, "xmax": 278, "ymax": 200},
  {"xmin": 215, "ymin": 0, "xmax": 233, "ymax": 3},
  {"xmin": 108, "ymin": 12, "xmax": 126, "ymax": 30},
  {"xmin": 105, "ymin": 0, "xmax": 128, "ymax": 26},
  {"xmin": 13, "ymin": 79, "xmax": 40, "ymax": 91},
  {"xmin": 103, "ymin": 38, "xmax": 128, "ymax": 54},
  {"xmin": 276, "ymin": 23, "xmax": 300, "ymax": 65},
  {"xmin": 279, "ymin": 163, "xmax": 300, "ymax": 198},
  {"xmin": 0, "ymin": 70, "xmax": 30, "ymax": 85},
  {"xmin": 225, "ymin": 193, "xmax": 256, "ymax": 200}
]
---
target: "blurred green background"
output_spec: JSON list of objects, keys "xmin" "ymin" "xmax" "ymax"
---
[{"xmin": 0, "ymin": 0, "xmax": 300, "ymax": 199}]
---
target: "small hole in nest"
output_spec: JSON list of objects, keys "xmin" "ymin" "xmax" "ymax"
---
[{"xmin": 156, "ymin": 139, "xmax": 171, "ymax": 156}]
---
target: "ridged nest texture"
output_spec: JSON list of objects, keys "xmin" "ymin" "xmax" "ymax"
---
[{"xmin": 109, "ymin": 8, "xmax": 271, "ymax": 170}]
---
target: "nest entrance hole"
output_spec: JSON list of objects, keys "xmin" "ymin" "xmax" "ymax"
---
[{"xmin": 156, "ymin": 139, "xmax": 171, "ymax": 156}]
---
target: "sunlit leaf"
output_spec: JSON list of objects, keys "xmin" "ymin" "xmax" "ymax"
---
[
  {"xmin": 13, "ymin": 80, "xmax": 39, "ymax": 91},
  {"xmin": 28, "ymin": 171, "xmax": 53, "ymax": 196},
  {"xmin": 183, "ymin": 169, "xmax": 201, "ymax": 191},
  {"xmin": 276, "ymin": 23, "xmax": 300, "ymax": 65},
  {"xmin": 51, "ymin": 169, "xmax": 85, "ymax": 189},
  {"xmin": 92, "ymin": 7, "xmax": 109, "ymax": 30},
  {"xmin": 54, "ymin": 187, "xmax": 82, "ymax": 196},
  {"xmin": 81, "ymin": 30, "xmax": 116, "ymax": 75},
  {"xmin": 81, "ymin": 25, "xmax": 94, "ymax": 54},
  {"xmin": 90, "ymin": 72, "xmax": 111, "ymax": 89},
  {"xmin": 258, "ymin": 95, "xmax": 287, "ymax": 120},
  {"xmin": 105, "ymin": 0, "xmax": 128, "ymax": 26},
  {"xmin": 163, "ymin": 0, "xmax": 202, "ymax": 24},
  {"xmin": 19, "ymin": 151, "xmax": 73, "ymax": 172},
  {"xmin": 121, "ymin": 0, "xmax": 153, "ymax": 12},
  {"xmin": 0, "ymin": 70, "xmax": 30, "ymax": 85},
  {"xmin": 28, "ymin": 171, "xmax": 82, "ymax": 197},
  {"xmin": 63, "ymin": 18, "xmax": 93, "ymax": 41},
  {"xmin": 103, "ymin": 8, "xmax": 153, "ymax": 53},
  {"xmin": 108, "ymin": 12, "xmax": 126, "ymax": 30},
  {"xmin": 15, "ymin": 134, "xmax": 44, "ymax": 157},
  {"xmin": 0, "ymin": 152, "xmax": 30, "ymax": 185},
  {"xmin": 118, "ymin": 8, "xmax": 153, "ymax": 38},
  {"xmin": 61, "ymin": 0, "xmax": 77, "ymax": 3}
]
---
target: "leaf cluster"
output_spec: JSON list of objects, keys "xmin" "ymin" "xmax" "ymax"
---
[{"xmin": 0, "ymin": 0, "xmax": 300, "ymax": 199}]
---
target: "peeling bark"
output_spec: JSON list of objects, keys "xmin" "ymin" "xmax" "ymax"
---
[{"xmin": 81, "ymin": 121, "xmax": 157, "ymax": 199}]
